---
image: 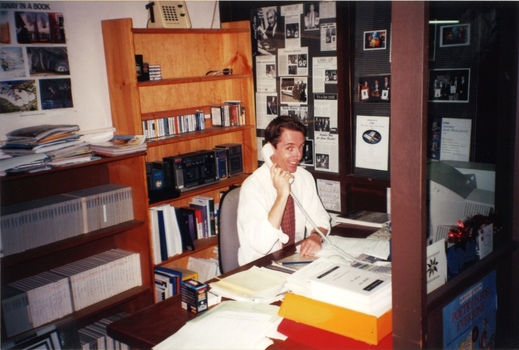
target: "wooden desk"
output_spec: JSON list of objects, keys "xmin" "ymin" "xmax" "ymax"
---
[{"xmin": 107, "ymin": 225, "xmax": 378, "ymax": 349}]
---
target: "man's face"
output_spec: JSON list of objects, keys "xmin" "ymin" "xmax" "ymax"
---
[
  {"xmin": 267, "ymin": 10, "xmax": 276, "ymax": 27},
  {"xmin": 272, "ymin": 129, "xmax": 305, "ymax": 173}
]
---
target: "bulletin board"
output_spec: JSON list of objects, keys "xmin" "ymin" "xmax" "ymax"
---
[{"xmin": 250, "ymin": 2, "xmax": 339, "ymax": 174}]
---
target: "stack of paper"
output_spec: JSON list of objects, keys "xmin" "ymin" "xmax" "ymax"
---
[
  {"xmin": 286, "ymin": 256, "xmax": 391, "ymax": 317},
  {"xmin": 209, "ymin": 266, "xmax": 288, "ymax": 303},
  {"xmin": 152, "ymin": 301, "xmax": 286, "ymax": 350},
  {"xmin": 90, "ymin": 135, "xmax": 146, "ymax": 157}
]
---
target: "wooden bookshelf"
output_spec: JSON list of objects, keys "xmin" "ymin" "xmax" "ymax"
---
[{"xmin": 101, "ymin": 18, "xmax": 257, "ymax": 270}]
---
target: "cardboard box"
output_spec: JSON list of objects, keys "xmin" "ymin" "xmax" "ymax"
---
[
  {"xmin": 278, "ymin": 293, "xmax": 392, "ymax": 345},
  {"xmin": 181, "ymin": 279, "xmax": 208, "ymax": 314}
]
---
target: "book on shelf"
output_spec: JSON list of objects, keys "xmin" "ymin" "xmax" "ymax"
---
[
  {"xmin": 190, "ymin": 195, "xmax": 216, "ymax": 237},
  {"xmin": 176, "ymin": 207, "xmax": 197, "ymax": 250},
  {"xmin": 335, "ymin": 210, "xmax": 391, "ymax": 228},
  {"xmin": 149, "ymin": 204, "xmax": 188, "ymax": 264}
]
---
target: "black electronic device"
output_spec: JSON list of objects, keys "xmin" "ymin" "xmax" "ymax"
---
[
  {"xmin": 215, "ymin": 143, "xmax": 243, "ymax": 176},
  {"xmin": 163, "ymin": 150, "xmax": 219, "ymax": 192},
  {"xmin": 214, "ymin": 148, "xmax": 228, "ymax": 179}
]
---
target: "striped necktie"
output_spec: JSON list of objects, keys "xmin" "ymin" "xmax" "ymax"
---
[{"xmin": 281, "ymin": 195, "xmax": 295, "ymax": 247}]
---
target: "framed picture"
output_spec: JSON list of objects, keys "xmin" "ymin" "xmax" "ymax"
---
[
  {"xmin": 363, "ymin": 29, "xmax": 387, "ymax": 50},
  {"xmin": 429, "ymin": 68, "xmax": 470, "ymax": 103},
  {"xmin": 358, "ymin": 75, "xmax": 391, "ymax": 102},
  {"xmin": 439, "ymin": 24, "xmax": 470, "ymax": 47}
]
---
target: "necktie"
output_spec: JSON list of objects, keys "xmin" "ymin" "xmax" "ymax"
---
[{"xmin": 281, "ymin": 195, "xmax": 295, "ymax": 247}]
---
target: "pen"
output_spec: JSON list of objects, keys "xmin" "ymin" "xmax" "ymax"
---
[{"xmin": 281, "ymin": 261, "xmax": 313, "ymax": 266}]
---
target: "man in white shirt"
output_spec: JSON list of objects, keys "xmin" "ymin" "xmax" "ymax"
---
[{"xmin": 237, "ymin": 116, "xmax": 330, "ymax": 265}]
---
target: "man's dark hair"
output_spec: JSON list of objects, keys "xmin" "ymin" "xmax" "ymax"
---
[{"xmin": 264, "ymin": 115, "xmax": 307, "ymax": 148}]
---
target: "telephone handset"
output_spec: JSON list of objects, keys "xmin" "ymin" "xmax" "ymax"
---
[
  {"xmin": 261, "ymin": 142, "xmax": 275, "ymax": 169},
  {"xmin": 147, "ymin": 1, "xmax": 192, "ymax": 29}
]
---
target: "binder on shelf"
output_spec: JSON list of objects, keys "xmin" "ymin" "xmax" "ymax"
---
[
  {"xmin": 174, "ymin": 207, "xmax": 195, "ymax": 251},
  {"xmin": 278, "ymin": 292, "xmax": 392, "ymax": 345}
]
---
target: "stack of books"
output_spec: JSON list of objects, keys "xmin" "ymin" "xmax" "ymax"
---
[
  {"xmin": 78, "ymin": 312, "xmax": 130, "ymax": 350},
  {"xmin": 2, "ymin": 249, "xmax": 141, "ymax": 338},
  {"xmin": 90, "ymin": 135, "xmax": 146, "ymax": 157},
  {"xmin": 0, "ymin": 124, "xmax": 93, "ymax": 172},
  {"xmin": 211, "ymin": 100, "xmax": 245, "ymax": 127},
  {"xmin": 0, "ymin": 184, "xmax": 134, "ymax": 257},
  {"xmin": 148, "ymin": 195, "xmax": 216, "ymax": 265}
]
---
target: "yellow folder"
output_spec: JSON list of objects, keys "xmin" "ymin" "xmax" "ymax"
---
[{"xmin": 278, "ymin": 292, "xmax": 392, "ymax": 345}]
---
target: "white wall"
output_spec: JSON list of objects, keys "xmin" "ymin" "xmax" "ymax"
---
[{"xmin": 0, "ymin": 1, "xmax": 220, "ymax": 142}]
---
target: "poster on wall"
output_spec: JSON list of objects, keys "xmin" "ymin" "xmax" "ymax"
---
[
  {"xmin": 355, "ymin": 115, "xmax": 390, "ymax": 171},
  {"xmin": 442, "ymin": 270, "xmax": 497, "ymax": 349},
  {"xmin": 0, "ymin": 5, "xmax": 73, "ymax": 114},
  {"xmin": 430, "ymin": 118, "xmax": 472, "ymax": 162}
]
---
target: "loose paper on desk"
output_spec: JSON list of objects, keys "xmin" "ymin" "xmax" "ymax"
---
[
  {"xmin": 152, "ymin": 301, "xmax": 286, "ymax": 350},
  {"xmin": 318, "ymin": 235, "xmax": 390, "ymax": 260},
  {"xmin": 209, "ymin": 266, "xmax": 288, "ymax": 303}
]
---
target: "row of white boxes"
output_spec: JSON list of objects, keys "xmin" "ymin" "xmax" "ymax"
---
[
  {"xmin": 2, "ymin": 249, "xmax": 141, "ymax": 339},
  {"xmin": 0, "ymin": 184, "xmax": 133, "ymax": 257}
]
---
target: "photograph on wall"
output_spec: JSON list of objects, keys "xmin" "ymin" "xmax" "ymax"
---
[
  {"xmin": 15, "ymin": 12, "xmax": 66, "ymax": 44},
  {"xmin": 0, "ymin": 79, "xmax": 38, "ymax": 113},
  {"xmin": 1, "ymin": 11, "xmax": 11, "ymax": 44},
  {"xmin": 280, "ymin": 76, "xmax": 307, "ymax": 104},
  {"xmin": 314, "ymin": 132, "xmax": 339, "ymax": 173},
  {"xmin": 39, "ymin": 78, "xmax": 73, "ymax": 110},
  {"xmin": 363, "ymin": 29, "xmax": 387, "ymax": 50},
  {"xmin": 28, "ymin": 47, "xmax": 69, "ymax": 76},
  {"xmin": 429, "ymin": 68, "xmax": 470, "ymax": 103},
  {"xmin": 358, "ymin": 75, "xmax": 391, "ymax": 102},
  {"xmin": 277, "ymin": 47, "xmax": 308, "ymax": 76},
  {"xmin": 266, "ymin": 95, "xmax": 278, "ymax": 115},
  {"xmin": 0, "ymin": 47, "xmax": 26, "ymax": 79},
  {"xmin": 252, "ymin": 6, "xmax": 284, "ymax": 55},
  {"xmin": 302, "ymin": 139, "xmax": 314, "ymax": 165},
  {"xmin": 439, "ymin": 24, "xmax": 470, "ymax": 47},
  {"xmin": 280, "ymin": 105, "xmax": 309, "ymax": 126},
  {"xmin": 304, "ymin": 2, "xmax": 319, "ymax": 30},
  {"xmin": 313, "ymin": 56, "xmax": 337, "ymax": 93},
  {"xmin": 255, "ymin": 55, "xmax": 277, "ymax": 92},
  {"xmin": 320, "ymin": 23, "xmax": 336, "ymax": 51}
]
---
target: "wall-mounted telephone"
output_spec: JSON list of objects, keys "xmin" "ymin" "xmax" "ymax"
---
[{"xmin": 146, "ymin": 1, "xmax": 192, "ymax": 29}]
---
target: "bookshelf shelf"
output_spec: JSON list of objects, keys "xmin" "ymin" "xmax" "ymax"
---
[
  {"xmin": 1, "ymin": 220, "xmax": 145, "ymax": 269},
  {"xmin": 101, "ymin": 18, "xmax": 257, "ymax": 272},
  {"xmin": 137, "ymin": 73, "xmax": 252, "ymax": 87}
]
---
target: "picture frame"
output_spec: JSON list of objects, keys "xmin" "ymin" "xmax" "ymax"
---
[
  {"xmin": 363, "ymin": 29, "xmax": 387, "ymax": 50},
  {"xmin": 428, "ymin": 68, "xmax": 470, "ymax": 103},
  {"xmin": 439, "ymin": 24, "xmax": 470, "ymax": 47},
  {"xmin": 358, "ymin": 75, "xmax": 391, "ymax": 102}
]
